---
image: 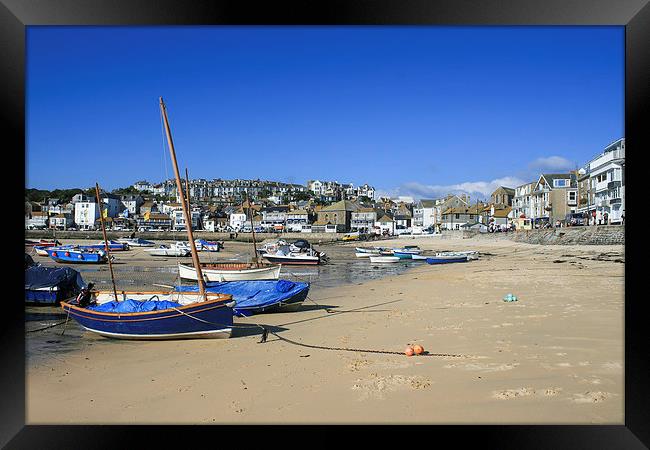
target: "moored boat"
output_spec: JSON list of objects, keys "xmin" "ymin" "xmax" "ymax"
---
[
  {"xmin": 355, "ymin": 252, "xmax": 373, "ymax": 258},
  {"xmin": 262, "ymin": 251, "xmax": 321, "ymax": 265},
  {"xmin": 45, "ymin": 247, "xmax": 108, "ymax": 264},
  {"xmin": 60, "ymin": 98, "xmax": 235, "ymax": 340},
  {"xmin": 26, "ymin": 265, "xmax": 86, "ymax": 304},
  {"xmin": 175, "ymin": 279, "xmax": 309, "ymax": 316},
  {"xmin": 426, "ymin": 255, "xmax": 468, "ymax": 264},
  {"xmin": 145, "ymin": 242, "xmax": 191, "ymax": 257},
  {"xmin": 369, "ymin": 255, "xmax": 401, "ymax": 263},
  {"xmin": 435, "ymin": 251, "xmax": 479, "ymax": 260},
  {"xmin": 61, "ymin": 290, "xmax": 234, "ymax": 339},
  {"xmin": 178, "ymin": 261, "xmax": 281, "ymax": 281}
]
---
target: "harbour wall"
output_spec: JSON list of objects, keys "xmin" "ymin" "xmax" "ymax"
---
[{"xmin": 461, "ymin": 225, "xmax": 625, "ymax": 245}]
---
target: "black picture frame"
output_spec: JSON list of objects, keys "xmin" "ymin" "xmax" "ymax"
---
[{"xmin": 4, "ymin": 0, "xmax": 647, "ymax": 448}]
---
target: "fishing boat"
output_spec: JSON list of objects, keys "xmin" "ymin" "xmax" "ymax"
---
[
  {"xmin": 117, "ymin": 237, "xmax": 155, "ymax": 247},
  {"xmin": 426, "ymin": 255, "xmax": 468, "ymax": 264},
  {"xmin": 25, "ymin": 265, "xmax": 86, "ymax": 305},
  {"xmin": 410, "ymin": 254, "xmax": 430, "ymax": 261},
  {"xmin": 355, "ymin": 252, "xmax": 373, "ymax": 258},
  {"xmin": 145, "ymin": 242, "xmax": 191, "ymax": 257},
  {"xmin": 34, "ymin": 244, "xmax": 77, "ymax": 257},
  {"xmin": 27, "ymin": 239, "xmax": 61, "ymax": 248},
  {"xmin": 178, "ymin": 261, "xmax": 281, "ymax": 282},
  {"xmin": 60, "ymin": 98, "xmax": 234, "ymax": 340},
  {"xmin": 175, "ymin": 279, "xmax": 309, "ymax": 317},
  {"xmin": 46, "ymin": 247, "xmax": 108, "ymax": 264},
  {"xmin": 262, "ymin": 248, "xmax": 322, "ymax": 265},
  {"xmin": 369, "ymin": 255, "xmax": 401, "ymax": 263}
]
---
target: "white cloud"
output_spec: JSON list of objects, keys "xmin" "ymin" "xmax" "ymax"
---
[{"xmin": 391, "ymin": 176, "xmax": 526, "ymax": 201}]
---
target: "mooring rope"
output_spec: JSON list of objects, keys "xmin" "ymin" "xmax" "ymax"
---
[
  {"xmin": 26, "ymin": 320, "xmax": 68, "ymax": 333},
  {"xmin": 170, "ymin": 307, "xmax": 464, "ymax": 358}
]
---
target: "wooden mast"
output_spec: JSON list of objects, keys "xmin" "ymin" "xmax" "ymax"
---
[
  {"xmin": 185, "ymin": 168, "xmax": 191, "ymax": 214},
  {"xmin": 247, "ymin": 195, "xmax": 259, "ymax": 266},
  {"xmin": 159, "ymin": 97, "xmax": 206, "ymax": 299},
  {"xmin": 94, "ymin": 183, "xmax": 119, "ymax": 302}
]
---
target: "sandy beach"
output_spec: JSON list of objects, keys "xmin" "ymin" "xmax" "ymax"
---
[{"xmin": 26, "ymin": 236, "xmax": 624, "ymax": 424}]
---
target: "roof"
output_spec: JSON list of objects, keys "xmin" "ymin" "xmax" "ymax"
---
[
  {"xmin": 418, "ymin": 199, "xmax": 437, "ymax": 208},
  {"xmin": 492, "ymin": 186, "xmax": 515, "ymax": 195},
  {"xmin": 377, "ymin": 214, "xmax": 394, "ymax": 222},
  {"xmin": 320, "ymin": 200, "xmax": 360, "ymax": 212}
]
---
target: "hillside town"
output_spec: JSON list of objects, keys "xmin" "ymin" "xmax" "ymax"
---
[{"xmin": 26, "ymin": 138, "xmax": 624, "ymax": 235}]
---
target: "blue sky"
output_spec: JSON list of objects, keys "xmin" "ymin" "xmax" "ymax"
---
[{"xmin": 26, "ymin": 26, "xmax": 624, "ymax": 200}]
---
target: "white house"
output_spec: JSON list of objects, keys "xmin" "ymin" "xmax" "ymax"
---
[
  {"xmin": 512, "ymin": 182, "xmax": 535, "ymax": 219},
  {"xmin": 229, "ymin": 209, "xmax": 247, "ymax": 231},
  {"xmin": 49, "ymin": 213, "xmax": 74, "ymax": 230},
  {"xmin": 74, "ymin": 201, "xmax": 99, "ymax": 230},
  {"xmin": 286, "ymin": 209, "xmax": 309, "ymax": 232},
  {"xmin": 121, "ymin": 195, "xmax": 144, "ymax": 216},
  {"xmin": 25, "ymin": 211, "xmax": 49, "ymax": 230},
  {"xmin": 588, "ymin": 138, "xmax": 625, "ymax": 224}
]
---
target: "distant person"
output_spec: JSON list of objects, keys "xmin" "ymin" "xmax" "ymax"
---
[
  {"xmin": 604, "ymin": 212, "xmax": 609, "ymax": 225},
  {"xmin": 621, "ymin": 212, "xmax": 625, "ymax": 224}
]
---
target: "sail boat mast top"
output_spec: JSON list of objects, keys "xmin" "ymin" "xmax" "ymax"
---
[{"xmin": 159, "ymin": 97, "xmax": 207, "ymax": 299}]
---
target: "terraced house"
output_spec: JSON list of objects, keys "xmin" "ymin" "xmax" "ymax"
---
[
  {"xmin": 587, "ymin": 138, "xmax": 625, "ymax": 224},
  {"xmin": 530, "ymin": 173, "xmax": 577, "ymax": 225}
]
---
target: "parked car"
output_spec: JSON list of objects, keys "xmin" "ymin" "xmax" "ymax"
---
[{"xmin": 565, "ymin": 212, "xmax": 587, "ymax": 226}]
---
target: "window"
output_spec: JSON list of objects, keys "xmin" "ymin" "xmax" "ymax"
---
[
  {"xmin": 455, "ymin": 214, "xmax": 459, "ymax": 219},
  {"xmin": 553, "ymin": 179, "xmax": 568, "ymax": 188}
]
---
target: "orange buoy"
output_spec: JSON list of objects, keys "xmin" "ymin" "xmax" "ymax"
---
[
  {"xmin": 413, "ymin": 344, "xmax": 424, "ymax": 355},
  {"xmin": 65, "ymin": 252, "xmax": 70, "ymax": 257},
  {"xmin": 404, "ymin": 346, "xmax": 415, "ymax": 356}
]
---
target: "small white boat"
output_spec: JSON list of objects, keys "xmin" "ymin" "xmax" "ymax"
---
[
  {"xmin": 178, "ymin": 262, "xmax": 281, "ymax": 281},
  {"xmin": 392, "ymin": 247, "xmax": 422, "ymax": 255},
  {"xmin": 410, "ymin": 254, "xmax": 429, "ymax": 261},
  {"xmin": 369, "ymin": 255, "xmax": 401, "ymax": 263},
  {"xmin": 145, "ymin": 242, "xmax": 191, "ymax": 257},
  {"xmin": 355, "ymin": 252, "xmax": 373, "ymax": 258},
  {"xmin": 436, "ymin": 251, "xmax": 479, "ymax": 260},
  {"xmin": 355, "ymin": 247, "xmax": 381, "ymax": 254},
  {"xmin": 262, "ymin": 252, "xmax": 321, "ymax": 265}
]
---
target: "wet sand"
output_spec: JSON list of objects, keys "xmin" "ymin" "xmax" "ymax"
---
[{"xmin": 26, "ymin": 237, "xmax": 624, "ymax": 424}]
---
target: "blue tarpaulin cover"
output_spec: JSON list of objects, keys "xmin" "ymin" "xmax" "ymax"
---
[
  {"xmin": 175, "ymin": 280, "xmax": 309, "ymax": 316},
  {"xmin": 25, "ymin": 266, "xmax": 86, "ymax": 290},
  {"xmin": 89, "ymin": 299, "xmax": 182, "ymax": 313},
  {"xmin": 25, "ymin": 265, "xmax": 87, "ymax": 303}
]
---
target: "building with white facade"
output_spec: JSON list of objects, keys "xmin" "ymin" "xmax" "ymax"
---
[
  {"xmin": 74, "ymin": 201, "xmax": 99, "ymax": 230},
  {"xmin": 512, "ymin": 182, "xmax": 535, "ymax": 219},
  {"xmin": 587, "ymin": 138, "xmax": 625, "ymax": 224}
]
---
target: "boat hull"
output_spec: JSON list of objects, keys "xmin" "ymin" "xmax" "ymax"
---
[
  {"xmin": 178, "ymin": 263, "xmax": 281, "ymax": 281},
  {"xmin": 369, "ymin": 256, "xmax": 401, "ymax": 263},
  {"xmin": 145, "ymin": 248, "xmax": 190, "ymax": 256},
  {"xmin": 61, "ymin": 293, "xmax": 234, "ymax": 340},
  {"xmin": 46, "ymin": 249, "xmax": 107, "ymax": 264},
  {"xmin": 262, "ymin": 254, "xmax": 320, "ymax": 265},
  {"xmin": 176, "ymin": 280, "xmax": 310, "ymax": 316},
  {"xmin": 426, "ymin": 256, "xmax": 468, "ymax": 264}
]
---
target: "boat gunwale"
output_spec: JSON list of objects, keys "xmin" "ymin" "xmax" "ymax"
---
[{"xmin": 60, "ymin": 290, "xmax": 233, "ymax": 318}]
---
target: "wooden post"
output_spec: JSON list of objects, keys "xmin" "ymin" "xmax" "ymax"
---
[
  {"xmin": 95, "ymin": 183, "xmax": 120, "ymax": 303},
  {"xmin": 159, "ymin": 97, "xmax": 206, "ymax": 299}
]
